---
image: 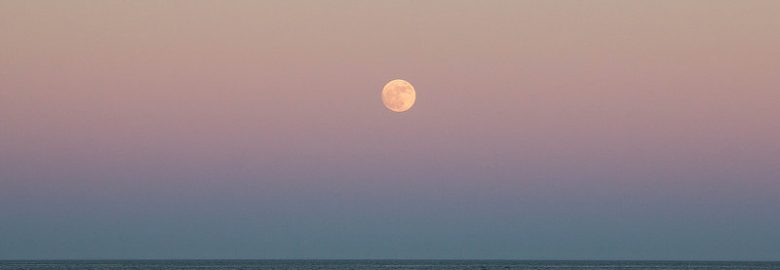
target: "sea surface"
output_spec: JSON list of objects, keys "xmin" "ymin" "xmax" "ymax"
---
[{"xmin": 1, "ymin": 260, "xmax": 779, "ymax": 270}]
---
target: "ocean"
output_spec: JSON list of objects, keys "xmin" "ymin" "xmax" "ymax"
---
[{"xmin": 1, "ymin": 260, "xmax": 779, "ymax": 270}]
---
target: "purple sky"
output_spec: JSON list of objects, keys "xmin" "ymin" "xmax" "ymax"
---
[{"xmin": 1, "ymin": 0, "xmax": 779, "ymax": 260}]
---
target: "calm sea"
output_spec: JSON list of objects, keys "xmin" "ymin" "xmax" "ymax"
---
[{"xmin": 1, "ymin": 260, "xmax": 780, "ymax": 270}]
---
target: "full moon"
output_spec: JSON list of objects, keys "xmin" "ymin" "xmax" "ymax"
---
[{"xmin": 382, "ymin": 79, "xmax": 416, "ymax": 112}]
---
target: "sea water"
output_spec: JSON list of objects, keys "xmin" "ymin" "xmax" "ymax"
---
[{"xmin": 1, "ymin": 260, "xmax": 779, "ymax": 270}]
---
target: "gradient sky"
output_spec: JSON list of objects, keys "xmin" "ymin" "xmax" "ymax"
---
[{"xmin": 1, "ymin": 0, "xmax": 779, "ymax": 260}]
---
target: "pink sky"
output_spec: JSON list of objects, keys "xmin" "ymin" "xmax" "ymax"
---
[{"xmin": 1, "ymin": 0, "xmax": 779, "ymax": 260}]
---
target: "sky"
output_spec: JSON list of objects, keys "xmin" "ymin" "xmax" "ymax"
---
[{"xmin": 1, "ymin": 0, "xmax": 779, "ymax": 260}]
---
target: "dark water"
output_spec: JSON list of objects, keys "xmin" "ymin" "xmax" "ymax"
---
[{"xmin": 1, "ymin": 260, "xmax": 779, "ymax": 270}]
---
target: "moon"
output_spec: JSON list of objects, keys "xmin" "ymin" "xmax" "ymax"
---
[{"xmin": 382, "ymin": 79, "xmax": 416, "ymax": 112}]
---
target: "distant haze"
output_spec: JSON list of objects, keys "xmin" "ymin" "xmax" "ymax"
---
[{"xmin": 1, "ymin": 0, "xmax": 779, "ymax": 260}]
